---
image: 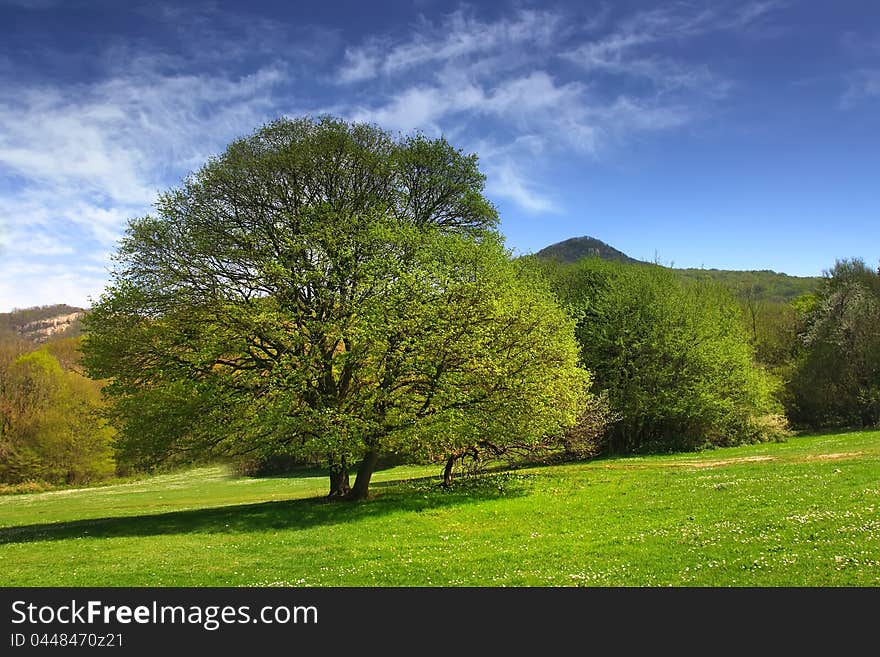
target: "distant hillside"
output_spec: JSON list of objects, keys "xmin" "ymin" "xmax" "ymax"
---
[
  {"xmin": 676, "ymin": 268, "xmax": 821, "ymax": 303},
  {"xmin": 0, "ymin": 304, "xmax": 85, "ymax": 343},
  {"xmin": 535, "ymin": 236, "xmax": 643, "ymax": 265},
  {"xmin": 535, "ymin": 236, "xmax": 821, "ymax": 303}
]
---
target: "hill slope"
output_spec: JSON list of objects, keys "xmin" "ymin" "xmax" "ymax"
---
[
  {"xmin": 535, "ymin": 235, "xmax": 821, "ymax": 302},
  {"xmin": 0, "ymin": 304, "xmax": 85, "ymax": 343},
  {"xmin": 535, "ymin": 236, "xmax": 643, "ymax": 264},
  {"xmin": 675, "ymin": 268, "xmax": 821, "ymax": 303}
]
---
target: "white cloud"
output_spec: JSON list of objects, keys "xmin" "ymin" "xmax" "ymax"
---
[
  {"xmin": 486, "ymin": 160, "xmax": 559, "ymax": 214},
  {"xmin": 338, "ymin": 46, "xmax": 383, "ymax": 84},
  {"xmin": 0, "ymin": 58, "xmax": 289, "ymax": 310},
  {"xmin": 8, "ymin": 230, "xmax": 73, "ymax": 257},
  {"xmin": 331, "ymin": 2, "xmax": 764, "ymax": 218},
  {"xmin": 484, "ymin": 72, "xmax": 578, "ymax": 116},
  {"xmin": 351, "ymin": 86, "xmax": 449, "ymax": 134},
  {"xmin": 587, "ymin": 97, "xmax": 693, "ymax": 133},
  {"xmin": 0, "ymin": 65, "xmax": 284, "ymax": 208},
  {"xmin": 0, "ymin": 259, "xmax": 106, "ymax": 310},
  {"xmin": 839, "ymin": 33, "xmax": 880, "ymax": 108},
  {"xmin": 347, "ymin": 69, "xmax": 600, "ymax": 156},
  {"xmin": 561, "ymin": 2, "xmax": 779, "ymax": 94},
  {"xmin": 337, "ymin": 9, "xmax": 564, "ymax": 83},
  {"xmin": 841, "ymin": 69, "xmax": 880, "ymax": 108},
  {"xmin": 617, "ymin": 1, "xmax": 783, "ymax": 39}
]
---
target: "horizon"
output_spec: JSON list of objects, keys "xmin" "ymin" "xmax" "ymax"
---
[
  {"xmin": 0, "ymin": 231, "xmax": 834, "ymax": 315},
  {"xmin": 2, "ymin": 1, "xmax": 879, "ymax": 312}
]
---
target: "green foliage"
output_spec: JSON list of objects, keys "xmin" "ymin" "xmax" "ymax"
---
[
  {"xmin": 789, "ymin": 259, "xmax": 880, "ymax": 428},
  {"xmin": 43, "ymin": 336, "xmax": 86, "ymax": 372},
  {"xmin": 742, "ymin": 299, "xmax": 803, "ymax": 368},
  {"xmin": 82, "ymin": 116, "xmax": 587, "ymax": 496},
  {"xmin": 545, "ymin": 258, "xmax": 784, "ymax": 453},
  {"xmin": 0, "ymin": 346, "xmax": 115, "ymax": 485},
  {"xmin": 675, "ymin": 269, "xmax": 821, "ymax": 304}
]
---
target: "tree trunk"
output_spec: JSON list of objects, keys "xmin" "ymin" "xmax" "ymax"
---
[
  {"xmin": 327, "ymin": 456, "xmax": 351, "ymax": 499},
  {"xmin": 442, "ymin": 453, "xmax": 457, "ymax": 488},
  {"xmin": 347, "ymin": 449, "xmax": 379, "ymax": 500}
]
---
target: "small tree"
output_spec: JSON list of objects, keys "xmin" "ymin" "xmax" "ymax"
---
[
  {"xmin": 789, "ymin": 259, "xmax": 880, "ymax": 428},
  {"xmin": 83, "ymin": 117, "xmax": 588, "ymax": 499},
  {"xmin": 0, "ymin": 348, "xmax": 114, "ymax": 485}
]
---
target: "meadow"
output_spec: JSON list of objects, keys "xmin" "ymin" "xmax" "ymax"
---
[{"xmin": 1, "ymin": 429, "xmax": 878, "ymax": 587}]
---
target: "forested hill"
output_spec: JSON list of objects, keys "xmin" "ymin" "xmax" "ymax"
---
[
  {"xmin": 0, "ymin": 304, "xmax": 85, "ymax": 343},
  {"xmin": 535, "ymin": 236, "xmax": 643, "ymax": 264},
  {"xmin": 675, "ymin": 268, "xmax": 821, "ymax": 303},
  {"xmin": 535, "ymin": 236, "xmax": 822, "ymax": 302}
]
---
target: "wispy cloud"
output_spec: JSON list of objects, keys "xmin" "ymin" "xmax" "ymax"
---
[
  {"xmin": 348, "ymin": 70, "xmax": 595, "ymax": 148},
  {"xmin": 839, "ymin": 32, "xmax": 880, "ymax": 108},
  {"xmin": 0, "ymin": 260, "xmax": 108, "ymax": 311},
  {"xmin": 333, "ymin": 3, "xmax": 767, "ymax": 216},
  {"xmin": 337, "ymin": 9, "xmax": 564, "ymax": 83},
  {"xmin": 0, "ymin": 50, "xmax": 289, "ymax": 309},
  {"xmin": 1, "ymin": 1, "xmax": 792, "ymax": 310},
  {"xmin": 486, "ymin": 160, "xmax": 559, "ymax": 214},
  {"xmin": 562, "ymin": 1, "xmax": 780, "ymax": 93},
  {"xmin": 0, "ymin": 64, "xmax": 284, "ymax": 237},
  {"xmin": 841, "ymin": 69, "xmax": 880, "ymax": 108}
]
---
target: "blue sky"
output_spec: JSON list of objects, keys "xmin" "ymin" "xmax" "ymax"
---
[{"xmin": 1, "ymin": 0, "xmax": 879, "ymax": 311}]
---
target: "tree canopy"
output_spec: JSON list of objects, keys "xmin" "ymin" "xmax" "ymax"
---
[
  {"xmin": 541, "ymin": 258, "xmax": 784, "ymax": 453},
  {"xmin": 0, "ymin": 344, "xmax": 114, "ymax": 485},
  {"xmin": 83, "ymin": 116, "xmax": 588, "ymax": 499}
]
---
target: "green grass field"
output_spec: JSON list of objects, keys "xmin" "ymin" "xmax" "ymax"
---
[{"xmin": 1, "ymin": 430, "xmax": 879, "ymax": 586}]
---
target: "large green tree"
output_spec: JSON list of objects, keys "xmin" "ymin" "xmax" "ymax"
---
[{"xmin": 83, "ymin": 117, "xmax": 588, "ymax": 499}]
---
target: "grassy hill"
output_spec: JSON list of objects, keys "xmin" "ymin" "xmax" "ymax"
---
[
  {"xmin": 534, "ymin": 236, "xmax": 822, "ymax": 302},
  {"xmin": 2, "ymin": 429, "xmax": 878, "ymax": 586}
]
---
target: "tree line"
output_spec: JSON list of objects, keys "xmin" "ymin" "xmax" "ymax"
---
[{"xmin": 2, "ymin": 116, "xmax": 878, "ymax": 495}]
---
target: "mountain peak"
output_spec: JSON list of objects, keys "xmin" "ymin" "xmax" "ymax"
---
[{"xmin": 534, "ymin": 236, "xmax": 642, "ymax": 264}]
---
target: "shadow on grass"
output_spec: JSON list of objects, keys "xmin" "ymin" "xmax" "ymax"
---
[
  {"xmin": 250, "ymin": 459, "xmax": 408, "ymax": 481},
  {"xmin": 0, "ymin": 472, "xmax": 531, "ymax": 546}
]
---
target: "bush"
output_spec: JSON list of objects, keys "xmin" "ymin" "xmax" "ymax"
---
[
  {"xmin": 0, "ymin": 481, "xmax": 55, "ymax": 495},
  {"xmin": 561, "ymin": 392, "xmax": 618, "ymax": 458},
  {"xmin": 230, "ymin": 453, "xmax": 317, "ymax": 477}
]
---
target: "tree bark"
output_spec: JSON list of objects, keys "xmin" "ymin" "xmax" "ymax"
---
[
  {"xmin": 347, "ymin": 449, "xmax": 379, "ymax": 500},
  {"xmin": 327, "ymin": 456, "xmax": 351, "ymax": 499},
  {"xmin": 442, "ymin": 453, "xmax": 457, "ymax": 488}
]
